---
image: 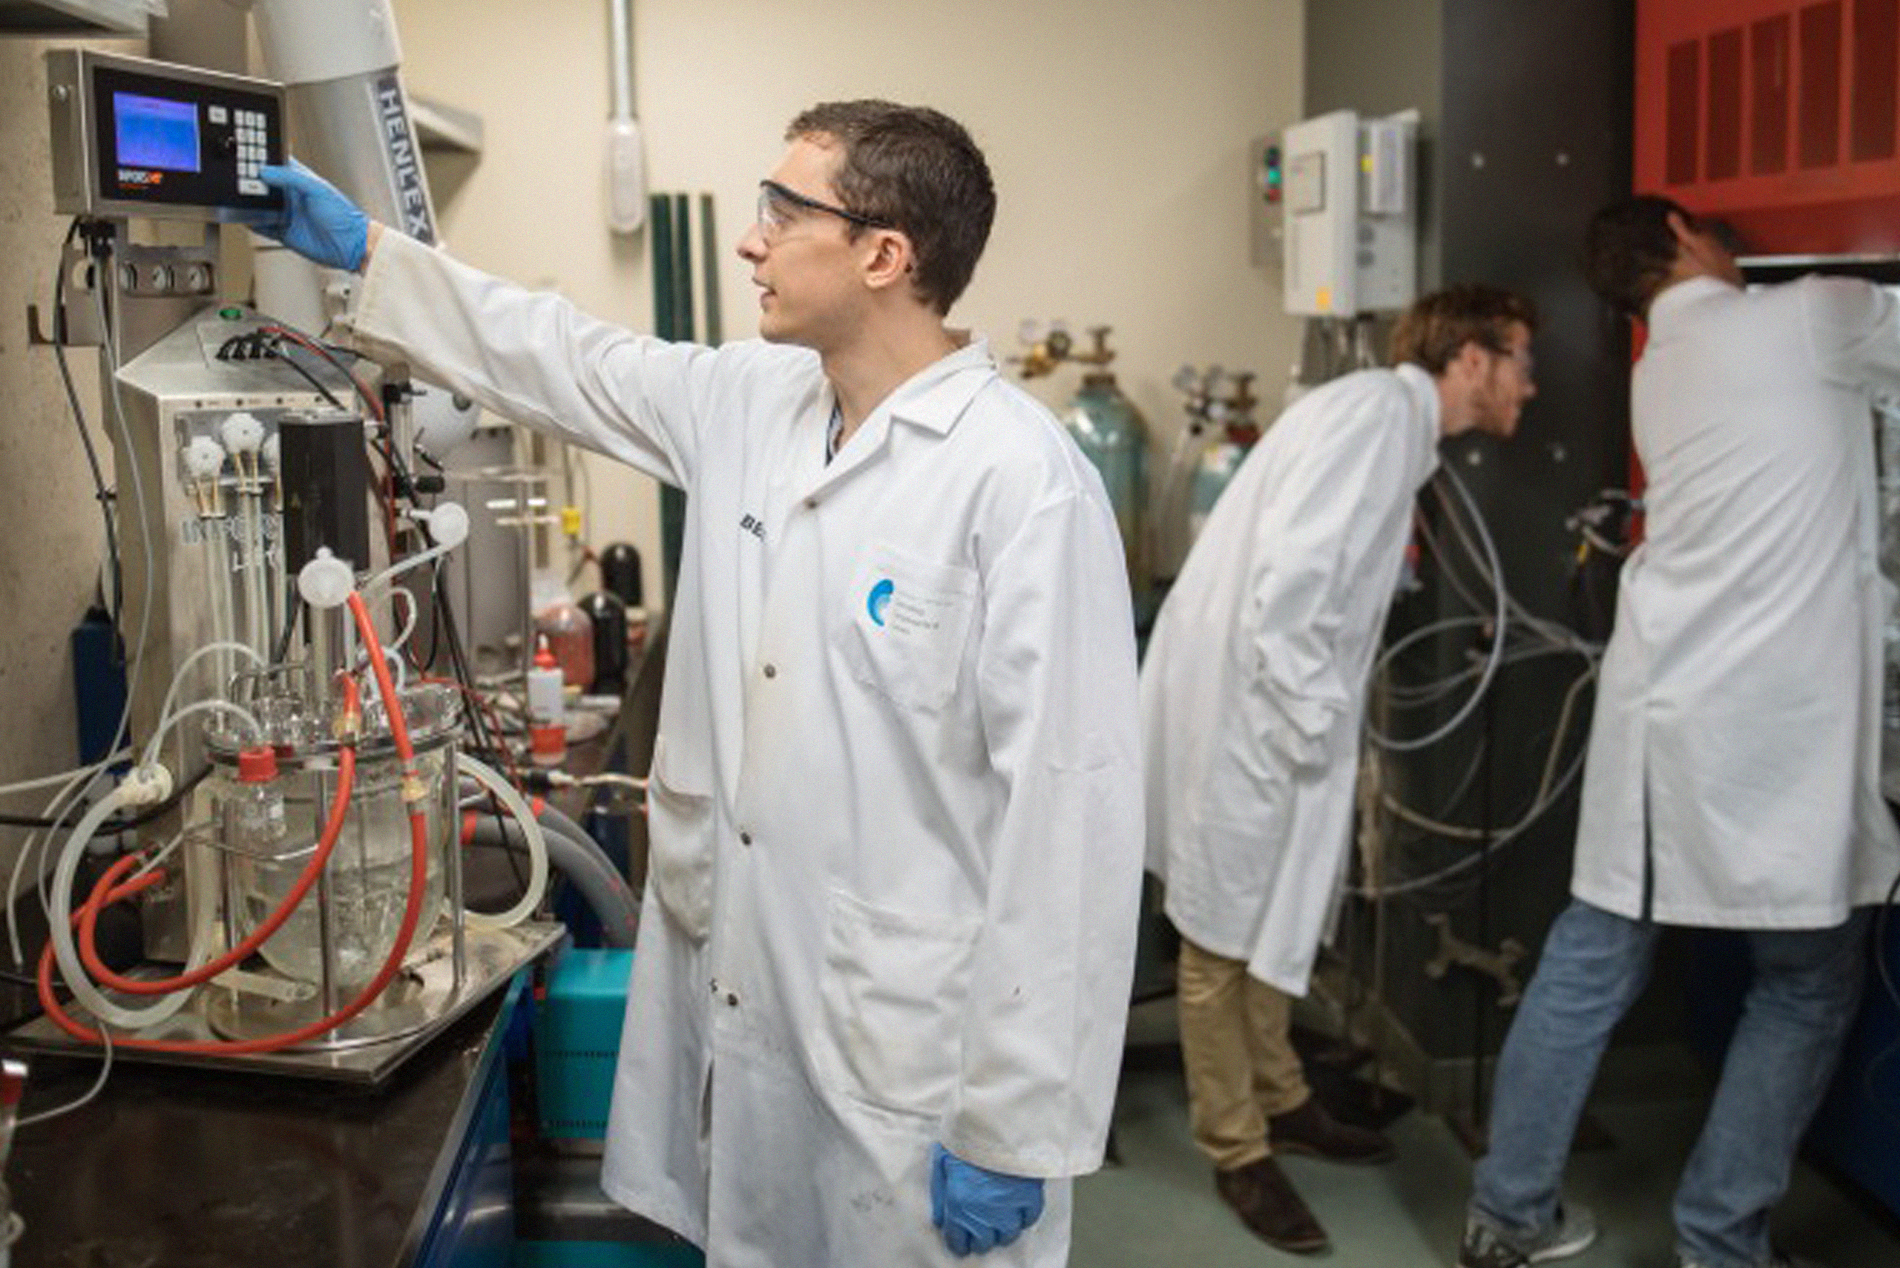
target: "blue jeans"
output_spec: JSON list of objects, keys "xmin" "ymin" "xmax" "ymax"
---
[{"xmin": 1470, "ymin": 898, "xmax": 1871, "ymax": 1268}]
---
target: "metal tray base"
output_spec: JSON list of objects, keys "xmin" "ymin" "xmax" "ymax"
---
[{"xmin": 5, "ymin": 921, "xmax": 564, "ymax": 1085}]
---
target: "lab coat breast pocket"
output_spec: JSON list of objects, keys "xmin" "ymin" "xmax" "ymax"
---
[
  {"xmin": 644, "ymin": 734, "xmax": 715, "ymax": 941},
  {"xmin": 816, "ymin": 888, "xmax": 980, "ymax": 1118},
  {"xmin": 843, "ymin": 545, "xmax": 978, "ymax": 712}
]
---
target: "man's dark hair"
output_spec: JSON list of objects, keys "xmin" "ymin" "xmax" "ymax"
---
[
  {"xmin": 786, "ymin": 100, "xmax": 996, "ymax": 316},
  {"xmin": 1584, "ymin": 195, "xmax": 1692, "ymax": 319},
  {"xmin": 1390, "ymin": 284, "xmax": 1538, "ymax": 374}
]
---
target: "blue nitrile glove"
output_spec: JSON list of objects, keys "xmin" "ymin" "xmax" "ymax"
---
[
  {"xmin": 250, "ymin": 160, "xmax": 370, "ymax": 272},
  {"xmin": 929, "ymin": 1142, "xmax": 1046, "ymax": 1257}
]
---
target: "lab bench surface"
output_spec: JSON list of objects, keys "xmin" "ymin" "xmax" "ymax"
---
[{"xmin": 1, "ymin": 982, "xmax": 516, "ymax": 1268}]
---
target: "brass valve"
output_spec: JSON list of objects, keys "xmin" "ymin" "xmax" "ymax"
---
[{"xmin": 1010, "ymin": 321, "xmax": 1118, "ymax": 379}]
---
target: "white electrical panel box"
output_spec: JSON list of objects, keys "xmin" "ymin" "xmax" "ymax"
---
[{"xmin": 1280, "ymin": 108, "xmax": 1418, "ymax": 317}]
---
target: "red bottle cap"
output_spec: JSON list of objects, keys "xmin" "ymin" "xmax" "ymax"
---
[{"xmin": 237, "ymin": 745, "xmax": 279, "ymax": 784}]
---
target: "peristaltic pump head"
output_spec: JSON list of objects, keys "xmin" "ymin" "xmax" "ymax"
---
[
  {"xmin": 182, "ymin": 435, "xmax": 227, "ymax": 481},
  {"xmin": 219, "ymin": 411, "xmax": 266, "ymax": 454}
]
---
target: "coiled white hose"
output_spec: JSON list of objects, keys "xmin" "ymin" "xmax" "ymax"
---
[
  {"xmin": 1367, "ymin": 465, "xmax": 1508, "ymax": 752},
  {"xmin": 47, "ymin": 777, "xmax": 206, "ymax": 1031},
  {"xmin": 457, "ymin": 755, "xmax": 549, "ymax": 930}
]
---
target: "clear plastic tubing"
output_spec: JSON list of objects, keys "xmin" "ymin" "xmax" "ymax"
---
[
  {"xmin": 48, "ymin": 785, "xmax": 202, "ymax": 1031},
  {"xmin": 458, "ymin": 755, "xmax": 549, "ymax": 930}
]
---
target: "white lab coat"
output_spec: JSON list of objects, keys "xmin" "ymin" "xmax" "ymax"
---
[
  {"xmin": 336, "ymin": 233, "xmax": 1143, "ymax": 1268},
  {"xmin": 1572, "ymin": 275, "xmax": 1900, "ymax": 927},
  {"xmin": 1142, "ymin": 366, "xmax": 1441, "ymax": 996}
]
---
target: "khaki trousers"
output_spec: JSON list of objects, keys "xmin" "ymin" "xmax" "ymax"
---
[{"xmin": 1177, "ymin": 937, "xmax": 1312, "ymax": 1169}]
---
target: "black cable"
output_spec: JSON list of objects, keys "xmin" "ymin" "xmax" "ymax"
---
[
  {"xmin": 377, "ymin": 421, "xmax": 421, "ymax": 502},
  {"xmin": 434, "ymin": 580, "xmax": 528, "ymax": 888},
  {"xmin": 259, "ymin": 321, "xmax": 382, "ymax": 419},
  {"xmin": 269, "ymin": 345, "xmax": 347, "ymax": 410},
  {"xmin": 52, "ymin": 218, "xmax": 124, "ymax": 640},
  {"xmin": 435, "ymin": 583, "xmax": 488, "ymax": 750},
  {"xmin": 0, "ymin": 765, "xmax": 211, "ymax": 832},
  {"xmin": 379, "ymin": 432, "xmax": 406, "ymax": 505},
  {"xmin": 270, "ymin": 584, "xmax": 302, "ymax": 667},
  {"xmin": 313, "ymin": 335, "xmax": 367, "ymax": 362},
  {"xmin": 114, "ymin": 765, "xmax": 213, "ymax": 828},
  {"xmin": 466, "ymin": 834, "xmax": 531, "ymax": 857},
  {"xmin": 443, "ymin": 591, "xmax": 509, "ymax": 762},
  {"xmin": 420, "ymin": 558, "xmax": 445, "ymax": 671}
]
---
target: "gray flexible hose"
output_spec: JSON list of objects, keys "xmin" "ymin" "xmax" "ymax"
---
[
  {"xmin": 537, "ymin": 802, "xmax": 603, "ymax": 858},
  {"xmin": 467, "ymin": 814, "xmax": 639, "ymax": 948}
]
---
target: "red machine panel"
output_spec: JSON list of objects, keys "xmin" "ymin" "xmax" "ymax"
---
[{"xmin": 1637, "ymin": 0, "xmax": 1900, "ymax": 254}]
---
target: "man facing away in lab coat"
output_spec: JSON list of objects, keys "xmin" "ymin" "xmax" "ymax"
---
[
  {"xmin": 1458, "ymin": 197, "xmax": 1900, "ymax": 1268},
  {"xmin": 1141, "ymin": 285, "xmax": 1538, "ymax": 1254},
  {"xmin": 249, "ymin": 101, "xmax": 1144, "ymax": 1267}
]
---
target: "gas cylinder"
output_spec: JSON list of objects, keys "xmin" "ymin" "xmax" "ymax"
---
[
  {"xmin": 1059, "ymin": 333, "xmax": 1149, "ymax": 598},
  {"xmin": 1012, "ymin": 322, "xmax": 1152, "ymax": 600},
  {"xmin": 1187, "ymin": 372, "xmax": 1261, "ymax": 544}
]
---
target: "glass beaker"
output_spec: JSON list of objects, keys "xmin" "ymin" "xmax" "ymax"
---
[{"xmin": 222, "ymin": 747, "xmax": 449, "ymax": 991}]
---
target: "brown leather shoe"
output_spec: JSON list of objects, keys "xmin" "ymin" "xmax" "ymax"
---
[
  {"xmin": 1269, "ymin": 1095, "xmax": 1396, "ymax": 1165},
  {"xmin": 1213, "ymin": 1157, "xmax": 1329, "ymax": 1254}
]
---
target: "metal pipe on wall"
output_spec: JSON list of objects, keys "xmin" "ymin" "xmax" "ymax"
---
[
  {"xmin": 607, "ymin": 0, "xmax": 646, "ymax": 233},
  {"xmin": 610, "ymin": 0, "xmax": 635, "ymax": 121}
]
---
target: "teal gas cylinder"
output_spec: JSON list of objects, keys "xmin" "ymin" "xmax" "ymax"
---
[
  {"xmin": 1187, "ymin": 420, "xmax": 1261, "ymax": 543},
  {"xmin": 1062, "ymin": 369, "xmax": 1150, "ymax": 598},
  {"xmin": 1186, "ymin": 372, "xmax": 1262, "ymax": 546}
]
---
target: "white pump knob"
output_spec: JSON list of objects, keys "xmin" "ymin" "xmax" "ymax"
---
[
  {"xmin": 219, "ymin": 411, "xmax": 266, "ymax": 454},
  {"xmin": 182, "ymin": 435, "xmax": 226, "ymax": 480},
  {"xmin": 261, "ymin": 433, "xmax": 282, "ymax": 476},
  {"xmin": 297, "ymin": 548, "xmax": 355, "ymax": 610}
]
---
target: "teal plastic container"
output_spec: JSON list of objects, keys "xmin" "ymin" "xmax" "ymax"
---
[{"xmin": 534, "ymin": 949, "xmax": 635, "ymax": 1140}]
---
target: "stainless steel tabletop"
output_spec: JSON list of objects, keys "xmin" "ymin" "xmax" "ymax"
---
[{"xmin": 1, "ymin": 981, "xmax": 515, "ymax": 1268}]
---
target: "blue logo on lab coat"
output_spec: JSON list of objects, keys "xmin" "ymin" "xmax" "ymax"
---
[{"xmin": 867, "ymin": 578, "xmax": 894, "ymax": 627}]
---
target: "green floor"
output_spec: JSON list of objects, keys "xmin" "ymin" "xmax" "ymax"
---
[{"xmin": 1073, "ymin": 1011, "xmax": 1900, "ymax": 1268}]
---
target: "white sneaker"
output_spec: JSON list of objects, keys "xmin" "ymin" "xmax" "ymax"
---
[
  {"xmin": 1528, "ymin": 1205, "xmax": 1598, "ymax": 1264},
  {"xmin": 1459, "ymin": 1204, "xmax": 1598, "ymax": 1268}
]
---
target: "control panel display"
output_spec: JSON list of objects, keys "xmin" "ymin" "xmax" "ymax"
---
[
  {"xmin": 49, "ymin": 50, "xmax": 288, "ymax": 220},
  {"xmin": 116, "ymin": 93, "xmax": 201, "ymax": 172}
]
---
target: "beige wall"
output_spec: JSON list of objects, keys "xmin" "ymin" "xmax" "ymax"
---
[
  {"xmin": 0, "ymin": 36, "xmax": 139, "ymax": 852},
  {"xmin": 391, "ymin": 0, "xmax": 1306, "ymax": 591}
]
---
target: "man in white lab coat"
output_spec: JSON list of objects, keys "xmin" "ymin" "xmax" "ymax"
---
[
  {"xmin": 252, "ymin": 101, "xmax": 1143, "ymax": 1267},
  {"xmin": 1142, "ymin": 286, "xmax": 1538, "ymax": 1253},
  {"xmin": 1460, "ymin": 197, "xmax": 1900, "ymax": 1268}
]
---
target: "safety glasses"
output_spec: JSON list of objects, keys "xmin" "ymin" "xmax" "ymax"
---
[{"xmin": 756, "ymin": 179, "xmax": 888, "ymax": 242}]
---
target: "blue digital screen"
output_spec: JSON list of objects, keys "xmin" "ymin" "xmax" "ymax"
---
[{"xmin": 114, "ymin": 92, "xmax": 200, "ymax": 172}]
